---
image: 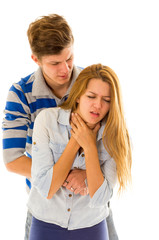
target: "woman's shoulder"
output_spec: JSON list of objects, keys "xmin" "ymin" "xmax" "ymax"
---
[
  {"xmin": 39, "ymin": 107, "xmax": 61, "ymax": 117},
  {"xmin": 34, "ymin": 107, "xmax": 61, "ymax": 125},
  {"xmin": 35, "ymin": 107, "xmax": 71, "ymax": 125}
]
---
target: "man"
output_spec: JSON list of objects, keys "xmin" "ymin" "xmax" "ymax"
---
[{"xmin": 2, "ymin": 14, "xmax": 118, "ymax": 240}]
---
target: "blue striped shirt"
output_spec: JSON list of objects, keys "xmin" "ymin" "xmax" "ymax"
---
[{"xmin": 2, "ymin": 66, "xmax": 82, "ymax": 189}]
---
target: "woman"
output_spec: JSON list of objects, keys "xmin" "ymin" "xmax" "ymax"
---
[{"xmin": 28, "ymin": 64, "xmax": 132, "ymax": 240}]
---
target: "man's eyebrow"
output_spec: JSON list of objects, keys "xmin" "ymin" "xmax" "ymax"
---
[
  {"xmin": 88, "ymin": 91, "xmax": 111, "ymax": 98},
  {"xmin": 50, "ymin": 55, "xmax": 73, "ymax": 64},
  {"xmin": 50, "ymin": 61, "xmax": 60, "ymax": 64}
]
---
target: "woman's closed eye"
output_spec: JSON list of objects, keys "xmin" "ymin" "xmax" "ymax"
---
[
  {"xmin": 87, "ymin": 95, "xmax": 95, "ymax": 99},
  {"xmin": 87, "ymin": 95, "xmax": 110, "ymax": 103},
  {"xmin": 103, "ymin": 99, "xmax": 110, "ymax": 103}
]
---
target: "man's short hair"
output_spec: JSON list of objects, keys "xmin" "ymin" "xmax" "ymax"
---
[{"xmin": 27, "ymin": 14, "xmax": 74, "ymax": 59}]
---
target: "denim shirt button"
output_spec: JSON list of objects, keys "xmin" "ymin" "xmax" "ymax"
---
[{"xmin": 81, "ymin": 153, "xmax": 84, "ymax": 157}]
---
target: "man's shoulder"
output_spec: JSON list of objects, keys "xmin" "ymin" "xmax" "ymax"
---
[
  {"xmin": 20, "ymin": 73, "xmax": 34, "ymax": 84},
  {"xmin": 71, "ymin": 65, "xmax": 83, "ymax": 83},
  {"xmin": 12, "ymin": 67, "xmax": 42, "ymax": 94},
  {"xmin": 75, "ymin": 65, "xmax": 83, "ymax": 73},
  {"xmin": 76, "ymin": 66, "xmax": 84, "ymax": 70},
  {"xmin": 9, "ymin": 72, "xmax": 35, "ymax": 96},
  {"xmin": 16, "ymin": 72, "xmax": 35, "ymax": 93}
]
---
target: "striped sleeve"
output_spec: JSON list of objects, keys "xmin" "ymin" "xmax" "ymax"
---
[{"xmin": 2, "ymin": 82, "xmax": 31, "ymax": 164}]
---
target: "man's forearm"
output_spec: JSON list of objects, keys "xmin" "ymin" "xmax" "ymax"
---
[{"xmin": 5, "ymin": 155, "xmax": 32, "ymax": 178}]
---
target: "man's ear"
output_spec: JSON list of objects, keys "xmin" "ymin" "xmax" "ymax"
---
[
  {"xmin": 76, "ymin": 98, "xmax": 79, "ymax": 103},
  {"xmin": 31, "ymin": 54, "xmax": 41, "ymax": 66}
]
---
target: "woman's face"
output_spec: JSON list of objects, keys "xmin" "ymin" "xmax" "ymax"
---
[{"xmin": 76, "ymin": 78, "xmax": 111, "ymax": 128}]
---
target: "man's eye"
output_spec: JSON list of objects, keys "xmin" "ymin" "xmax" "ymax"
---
[{"xmin": 67, "ymin": 56, "xmax": 73, "ymax": 62}]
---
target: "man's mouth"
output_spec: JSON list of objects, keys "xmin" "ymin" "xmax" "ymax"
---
[
  {"xmin": 59, "ymin": 75, "xmax": 68, "ymax": 79},
  {"xmin": 58, "ymin": 72, "xmax": 70, "ymax": 79}
]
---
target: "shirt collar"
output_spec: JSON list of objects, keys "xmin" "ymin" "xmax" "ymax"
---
[
  {"xmin": 57, "ymin": 108, "xmax": 71, "ymax": 126},
  {"xmin": 57, "ymin": 107, "xmax": 106, "ymax": 141},
  {"xmin": 32, "ymin": 65, "xmax": 82, "ymax": 98},
  {"xmin": 65, "ymin": 66, "xmax": 82, "ymax": 96},
  {"xmin": 96, "ymin": 118, "xmax": 107, "ymax": 141},
  {"xmin": 32, "ymin": 67, "xmax": 53, "ymax": 97}
]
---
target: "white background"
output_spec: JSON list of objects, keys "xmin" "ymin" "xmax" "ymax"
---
[{"xmin": 0, "ymin": 0, "xmax": 159, "ymax": 239}]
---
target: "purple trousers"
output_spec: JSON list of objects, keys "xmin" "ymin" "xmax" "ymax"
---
[{"xmin": 29, "ymin": 217, "xmax": 109, "ymax": 240}]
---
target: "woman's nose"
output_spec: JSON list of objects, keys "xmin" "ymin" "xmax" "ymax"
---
[{"xmin": 94, "ymin": 99, "xmax": 102, "ymax": 109}]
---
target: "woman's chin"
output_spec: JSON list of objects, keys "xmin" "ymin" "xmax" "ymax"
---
[{"xmin": 86, "ymin": 122, "xmax": 98, "ymax": 129}]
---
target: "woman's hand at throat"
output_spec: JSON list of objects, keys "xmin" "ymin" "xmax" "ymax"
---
[{"xmin": 70, "ymin": 113, "xmax": 100, "ymax": 151}]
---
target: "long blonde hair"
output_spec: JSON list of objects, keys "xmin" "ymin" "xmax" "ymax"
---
[{"xmin": 61, "ymin": 64, "xmax": 132, "ymax": 192}]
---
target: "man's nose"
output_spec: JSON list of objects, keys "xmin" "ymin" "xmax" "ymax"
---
[{"xmin": 60, "ymin": 61, "xmax": 69, "ymax": 73}]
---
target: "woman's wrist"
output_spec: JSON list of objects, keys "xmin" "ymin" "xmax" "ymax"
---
[
  {"xmin": 84, "ymin": 142, "xmax": 97, "ymax": 155},
  {"xmin": 70, "ymin": 136, "xmax": 80, "ymax": 151}
]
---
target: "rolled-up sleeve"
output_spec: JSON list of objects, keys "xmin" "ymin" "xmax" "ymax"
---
[
  {"xmin": 89, "ymin": 157, "xmax": 117, "ymax": 208},
  {"xmin": 31, "ymin": 110, "xmax": 54, "ymax": 198}
]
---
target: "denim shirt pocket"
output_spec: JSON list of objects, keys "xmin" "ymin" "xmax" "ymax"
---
[{"xmin": 49, "ymin": 142, "xmax": 67, "ymax": 163}]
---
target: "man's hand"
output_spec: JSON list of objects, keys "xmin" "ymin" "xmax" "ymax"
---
[{"xmin": 63, "ymin": 169, "xmax": 89, "ymax": 195}]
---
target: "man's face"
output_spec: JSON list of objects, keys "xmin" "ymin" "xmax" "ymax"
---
[{"xmin": 32, "ymin": 45, "xmax": 74, "ymax": 88}]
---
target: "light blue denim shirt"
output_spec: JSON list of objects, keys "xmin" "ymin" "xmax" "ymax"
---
[{"xmin": 27, "ymin": 107, "xmax": 117, "ymax": 230}]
